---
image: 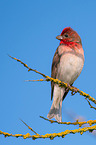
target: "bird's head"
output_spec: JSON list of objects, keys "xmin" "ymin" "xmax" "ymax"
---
[{"xmin": 56, "ymin": 27, "xmax": 82, "ymax": 46}]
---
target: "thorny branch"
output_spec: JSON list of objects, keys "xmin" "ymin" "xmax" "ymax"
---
[
  {"xmin": 0, "ymin": 124, "xmax": 96, "ymax": 140},
  {"xmin": 9, "ymin": 55, "xmax": 96, "ymax": 107},
  {"xmin": 40, "ymin": 116, "xmax": 96, "ymax": 127}
]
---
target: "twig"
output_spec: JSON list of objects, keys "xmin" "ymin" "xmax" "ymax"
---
[
  {"xmin": 25, "ymin": 79, "xmax": 47, "ymax": 82},
  {"xmin": 85, "ymin": 98, "xmax": 96, "ymax": 110},
  {"xmin": 20, "ymin": 119, "xmax": 40, "ymax": 136}
]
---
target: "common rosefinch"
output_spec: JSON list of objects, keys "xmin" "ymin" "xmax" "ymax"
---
[{"xmin": 47, "ymin": 27, "xmax": 84, "ymax": 122}]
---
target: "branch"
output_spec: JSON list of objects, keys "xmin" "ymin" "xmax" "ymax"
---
[
  {"xmin": 9, "ymin": 55, "xmax": 96, "ymax": 106},
  {"xmin": 0, "ymin": 125, "xmax": 96, "ymax": 140},
  {"xmin": 40, "ymin": 116, "xmax": 96, "ymax": 127}
]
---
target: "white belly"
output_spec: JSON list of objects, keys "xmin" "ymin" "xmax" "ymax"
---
[{"xmin": 57, "ymin": 53, "xmax": 84, "ymax": 84}]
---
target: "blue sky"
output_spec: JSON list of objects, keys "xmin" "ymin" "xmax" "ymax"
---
[{"xmin": 0, "ymin": 0, "xmax": 96, "ymax": 144}]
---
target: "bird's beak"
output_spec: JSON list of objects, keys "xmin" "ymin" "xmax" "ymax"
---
[{"xmin": 56, "ymin": 35, "xmax": 63, "ymax": 40}]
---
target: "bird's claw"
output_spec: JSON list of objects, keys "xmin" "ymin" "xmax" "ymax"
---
[{"xmin": 71, "ymin": 87, "xmax": 78, "ymax": 95}]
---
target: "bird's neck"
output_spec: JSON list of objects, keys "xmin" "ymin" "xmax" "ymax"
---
[{"xmin": 60, "ymin": 40, "xmax": 82, "ymax": 49}]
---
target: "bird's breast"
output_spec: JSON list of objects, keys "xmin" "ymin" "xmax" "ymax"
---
[{"xmin": 57, "ymin": 52, "xmax": 84, "ymax": 84}]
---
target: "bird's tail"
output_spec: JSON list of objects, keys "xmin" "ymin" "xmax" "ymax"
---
[
  {"xmin": 47, "ymin": 85, "xmax": 65, "ymax": 122},
  {"xmin": 47, "ymin": 99, "xmax": 62, "ymax": 122}
]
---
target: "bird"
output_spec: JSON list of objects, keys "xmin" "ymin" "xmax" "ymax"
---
[{"xmin": 47, "ymin": 27, "xmax": 84, "ymax": 122}]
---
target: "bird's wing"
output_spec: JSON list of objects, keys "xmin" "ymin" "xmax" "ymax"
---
[
  {"xmin": 62, "ymin": 83, "xmax": 73, "ymax": 100},
  {"xmin": 51, "ymin": 47, "xmax": 60, "ymax": 100},
  {"xmin": 51, "ymin": 46, "xmax": 73, "ymax": 100}
]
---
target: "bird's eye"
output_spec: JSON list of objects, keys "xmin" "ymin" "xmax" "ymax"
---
[{"xmin": 65, "ymin": 34, "xmax": 68, "ymax": 37}]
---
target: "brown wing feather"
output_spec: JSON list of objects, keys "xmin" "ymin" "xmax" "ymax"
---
[
  {"xmin": 62, "ymin": 83, "xmax": 73, "ymax": 100},
  {"xmin": 51, "ymin": 46, "xmax": 73, "ymax": 101},
  {"xmin": 51, "ymin": 47, "xmax": 60, "ymax": 100}
]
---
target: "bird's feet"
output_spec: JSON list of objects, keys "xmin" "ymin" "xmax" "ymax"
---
[{"xmin": 71, "ymin": 87, "xmax": 78, "ymax": 95}]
